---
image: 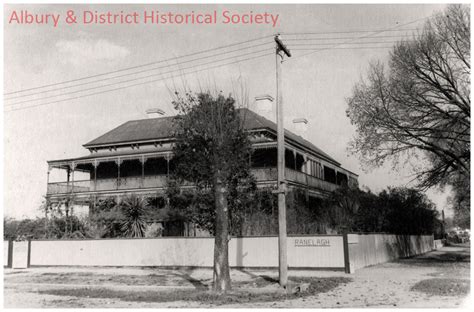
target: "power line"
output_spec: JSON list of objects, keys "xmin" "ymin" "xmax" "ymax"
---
[
  {"xmin": 5, "ymin": 41, "xmax": 274, "ymax": 101},
  {"xmin": 282, "ymin": 28, "xmax": 417, "ymax": 35},
  {"xmin": 5, "ymin": 52, "xmax": 273, "ymax": 113},
  {"xmin": 4, "ymin": 34, "xmax": 274, "ymax": 96},
  {"xmin": 4, "ymin": 38, "xmax": 417, "ymax": 111},
  {"xmin": 289, "ymin": 41, "xmax": 411, "ymax": 46},
  {"xmin": 6, "ymin": 47, "xmax": 274, "ymax": 108},
  {"xmin": 4, "ymin": 20, "xmax": 432, "ymax": 112},
  {"xmin": 10, "ymin": 39, "xmax": 407, "ymax": 104},
  {"xmin": 288, "ymin": 16, "xmax": 429, "ymax": 61},
  {"xmin": 4, "ymin": 29, "xmax": 418, "ymax": 96},
  {"xmin": 291, "ymin": 46, "xmax": 394, "ymax": 51},
  {"xmin": 6, "ymin": 38, "xmax": 406, "ymax": 111},
  {"xmin": 4, "ymin": 26, "xmax": 425, "ymax": 96},
  {"xmin": 284, "ymin": 34, "xmax": 413, "ymax": 41}
]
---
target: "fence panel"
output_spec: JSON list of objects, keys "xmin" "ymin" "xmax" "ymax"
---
[
  {"xmin": 17, "ymin": 234, "xmax": 434, "ymax": 272},
  {"xmin": 348, "ymin": 234, "xmax": 434, "ymax": 272},
  {"xmin": 29, "ymin": 235, "xmax": 345, "ymax": 269}
]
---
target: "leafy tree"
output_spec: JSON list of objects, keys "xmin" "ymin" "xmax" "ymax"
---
[
  {"xmin": 88, "ymin": 197, "xmax": 123, "ymax": 238},
  {"xmin": 286, "ymin": 189, "xmax": 322, "ymax": 234},
  {"xmin": 353, "ymin": 189, "xmax": 384, "ymax": 232},
  {"xmin": 49, "ymin": 215, "xmax": 88, "ymax": 239},
  {"xmin": 84, "ymin": 221, "xmax": 110, "ymax": 239},
  {"xmin": 317, "ymin": 186, "xmax": 440, "ymax": 235},
  {"xmin": 322, "ymin": 186, "xmax": 361, "ymax": 233},
  {"xmin": 346, "ymin": 5, "xmax": 470, "ymax": 216},
  {"xmin": 166, "ymin": 185, "xmax": 277, "ymax": 236},
  {"xmin": 379, "ymin": 187, "xmax": 439, "ymax": 235},
  {"xmin": 3, "ymin": 218, "xmax": 47, "ymax": 240},
  {"xmin": 167, "ymin": 181, "xmax": 216, "ymax": 234},
  {"xmin": 230, "ymin": 187, "xmax": 277, "ymax": 236},
  {"xmin": 170, "ymin": 91, "xmax": 253, "ymax": 293},
  {"xmin": 3, "ymin": 218, "xmax": 19, "ymax": 240},
  {"xmin": 89, "ymin": 197, "xmax": 117, "ymax": 215},
  {"xmin": 3, "ymin": 216, "xmax": 88, "ymax": 240}
]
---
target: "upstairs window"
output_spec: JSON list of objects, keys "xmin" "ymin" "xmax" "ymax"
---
[
  {"xmin": 323, "ymin": 166, "xmax": 336, "ymax": 184},
  {"xmin": 251, "ymin": 148, "xmax": 277, "ymax": 168},
  {"xmin": 308, "ymin": 159, "xmax": 323, "ymax": 179},
  {"xmin": 336, "ymin": 172, "xmax": 348, "ymax": 186}
]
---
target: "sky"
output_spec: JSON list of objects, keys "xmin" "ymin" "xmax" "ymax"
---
[{"xmin": 3, "ymin": 3, "xmax": 453, "ymax": 219}]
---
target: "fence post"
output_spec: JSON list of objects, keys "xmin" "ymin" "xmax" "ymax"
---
[
  {"xmin": 343, "ymin": 233, "xmax": 351, "ymax": 274},
  {"xmin": 27, "ymin": 239, "xmax": 32, "ymax": 268},
  {"xmin": 7, "ymin": 240, "xmax": 13, "ymax": 268}
]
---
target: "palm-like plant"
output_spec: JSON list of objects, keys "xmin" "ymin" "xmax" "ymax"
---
[{"xmin": 118, "ymin": 195, "xmax": 148, "ymax": 238}]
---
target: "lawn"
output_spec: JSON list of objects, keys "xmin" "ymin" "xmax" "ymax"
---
[
  {"xmin": 35, "ymin": 275, "xmax": 352, "ymax": 305},
  {"xmin": 411, "ymin": 278, "xmax": 470, "ymax": 297}
]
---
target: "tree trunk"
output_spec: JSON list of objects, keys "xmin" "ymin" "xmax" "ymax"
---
[{"xmin": 213, "ymin": 175, "xmax": 231, "ymax": 293}]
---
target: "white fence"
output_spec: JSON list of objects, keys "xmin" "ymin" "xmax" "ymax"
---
[
  {"xmin": 4, "ymin": 234, "xmax": 435, "ymax": 272},
  {"xmin": 347, "ymin": 234, "xmax": 434, "ymax": 272},
  {"xmin": 4, "ymin": 240, "xmax": 11, "ymax": 267},
  {"xmin": 24, "ymin": 235, "xmax": 345, "ymax": 269}
]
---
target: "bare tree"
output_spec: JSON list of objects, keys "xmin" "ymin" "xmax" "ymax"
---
[{"xmin": 346, "ymin": 4, "xmax": 470, "ymax": 189}]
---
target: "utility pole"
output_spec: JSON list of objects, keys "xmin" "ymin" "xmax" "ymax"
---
[
  {"xmin": 442, "ymin": 209, "xmax": 446, "ymax": 239},
  {"xmin": 274, "ymin": 34, "xmax": 291, "ymax": 288}
]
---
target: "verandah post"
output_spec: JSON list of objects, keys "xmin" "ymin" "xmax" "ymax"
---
[
  {"xmin": 70, "ymin": 162, "xmax": 75, "ymax": 193},
  {"xmin": 116, "ymin": 157, "xmax": 122, "ymax": 189},
  {"xmin": 93, "ymin": 160, "xmax": 98, "ymax": 191},
  {"xmin": 140, "ymin": 155, "xmax": 145, "ymax": 188}
]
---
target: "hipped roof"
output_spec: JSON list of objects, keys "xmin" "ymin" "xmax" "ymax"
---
[{"xmin": 83, "ymin": 108, "xmax": 340, "ymax": 165}]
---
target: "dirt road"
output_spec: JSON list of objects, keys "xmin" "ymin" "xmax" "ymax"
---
[{"xmin": 3, "ymin": 244, "xmax": 470, "ymax": 308}]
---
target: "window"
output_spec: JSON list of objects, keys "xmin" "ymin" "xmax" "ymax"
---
[
  {"xmin": 144, "ymin": 157, "xmax": 168, "ymax": 175},
  {"xmin": 323, "ymin": 166, "xmax": 336, "ymax": 184},
  {"xmin": 317, "ymin": 162, "xmax": 323, "ymax": 179},
  {"xmin": 285, "ymin": 149, "xmax": 296, "ymax": 170},
  {"xmin": 120, "ymin": 159, "xmax": 142, "ymax": 178},
  {"xmin": 336, "ymin": 172, "xmax": 348, "ymax": 186},
  {"xmin": 307, "ymin": 159, "xmax": 323, "ymax": 179},
  {"xmin": 251, "ymin": 148, "xmax": 277, "ymax": 168}
]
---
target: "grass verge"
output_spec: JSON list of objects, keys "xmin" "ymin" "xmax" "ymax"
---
[
  {"xmin": 411, "ymin": 278, "xmax": 470, "ymax": 297},
  {"xmin": 36, "ymin": 276, "xmax": 352, "ymax": 305}
]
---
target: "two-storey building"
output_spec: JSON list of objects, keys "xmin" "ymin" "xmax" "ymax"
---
[{"xmin": 46, "ymin": 105, "xmax": 358, "ymax": 231}]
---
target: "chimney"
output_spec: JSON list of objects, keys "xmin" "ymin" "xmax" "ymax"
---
[
  {"xmin": 253, "ymin": 94, "xmax": 275, "ymax": 122},
  {"xmin": 293, "ymin": 118, "xmax": 308, "ymax": 137},
  {"xmin": 146, "ymin": 108, "xmax": 165, "ymax": 118}
]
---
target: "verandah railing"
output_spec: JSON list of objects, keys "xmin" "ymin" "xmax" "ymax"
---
[{"xmin": 47, "ymin": 168, "xmax": 338, "ymax": 195}]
